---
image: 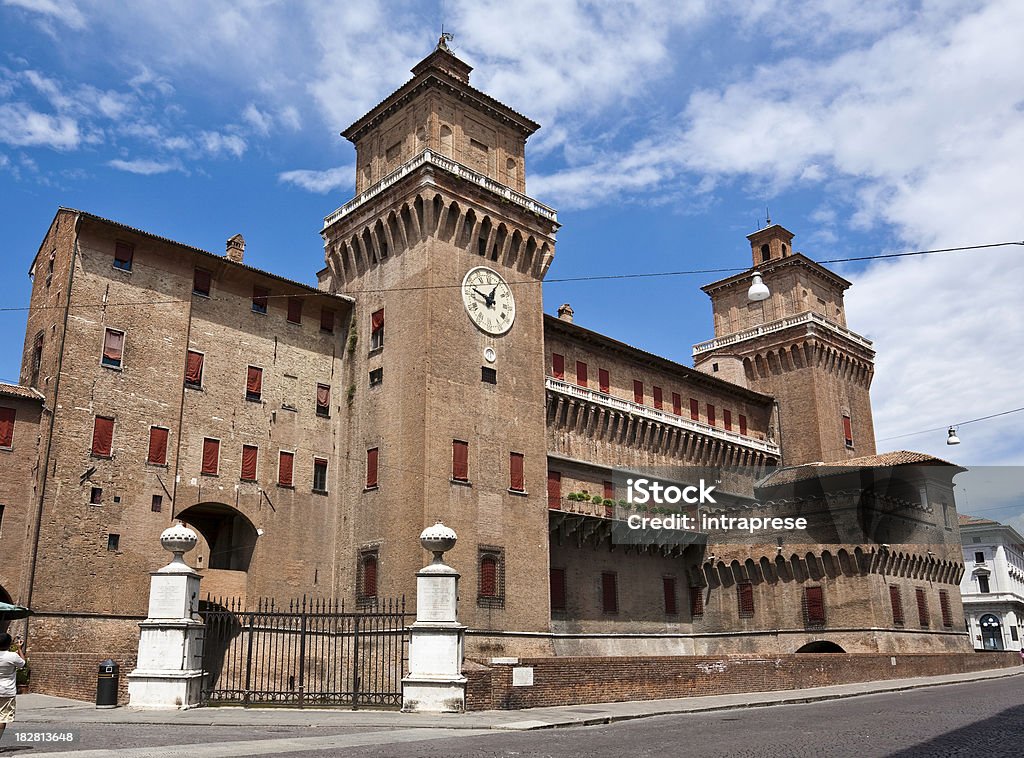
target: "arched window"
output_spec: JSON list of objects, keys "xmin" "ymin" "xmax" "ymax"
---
[
  {"xmin": 358, "ymin": 552, "xmax": 378, "ymax": 604},
  {"xmin": 506, "ymin": 158, "xmax": 517, "ymax": 186},
  {"xmin": 760, "ymin": 243, "xmax": 771, "ymax": 262},
  {"xmin": 477, "ymin": 548, "xmax": 504, "ymax": 608},
  {"xmin": 440, "ymin": 125, "xmax": 453, "ymax": 156},
  {"xmin": 980, "ymin": 613, "xmax": 1003, "ymax": 650}
]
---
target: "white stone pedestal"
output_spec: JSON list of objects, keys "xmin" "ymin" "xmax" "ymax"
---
[
  {"xmin": 127, "ymin": 524, "xmax": 206, "ymax": 710},
  {"xmin": 402, "ymin": 523, "xmax": 467, "ymax": 713}
]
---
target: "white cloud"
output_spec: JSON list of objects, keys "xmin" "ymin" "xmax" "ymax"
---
[
  {"xmin": 107, "ymin": 157, "xmax": 184, "ymax": 175},
  {"xmin": 278, "ymin": 165, "xmax": 353, "ymax": 193},
  {"xmin": 0, "ymin": 102, "xmax": 79, "ymax": 148},
  {"xmin": 242, "ymin": 104, "xmax": 272, "ymax": 137},
  {"xmin": 3, "ymin": 0, "xmax": 86, "ymax": 30},
  {"xmin": 198, "ymin": 130, "xmax": 246, "ymax": 158}
]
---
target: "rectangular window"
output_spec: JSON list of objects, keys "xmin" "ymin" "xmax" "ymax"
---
[
  {"xmin": 107, "ymin": 533, "xmax": 120, "ymax": 552},
  {"xmin": 803, "ymin": 586, "xmax": 825, "ymax": 627},
  {"xmin": 92, "ymin": 416, "xmax": 114, "ymax": 458},
  {"xmin": 509, "ymin": 452, "xmax": 525, "ymax": 492},
  {"xmin": 320, "ymin": 307, "xmax": 335, "ymax": 333},
  {"xmin": 737, "ymin": 582, "xmax": 754, "ymax": 618},
  {"xmin": 278, "ymin": 450, "xmax": 294, "ymax": 487},
  {"xmin": 101, "ymin": 328, "xmax": 124, "ymax": 368},
  {"xmin": 690, "ymin": 586, "xmax": 704, "ymax": 618},
  {"xmin": 550, "ymin": 568, "xmax": 567, "ymax": 611},
  {"xmin": 481, "ymin": 366, "xmax": 497, "ymax": 384},
  {"xmin": 547, "ymin": 470, "xmax": 561, "ymax": 510},
  {"xmin": 313, "ymin": 457, "xmax": 328, "ymax": 492},
  {"xmin": 316, "ymin": 384, "xmax": 331, "ymax": 417},
  {"xmin": 185, "ymin": 350, "xmax": 204, "ymax": 388},
  {"xmin": 252, "ymin": 286, "xmax": 269, "ymax": 314},
  {"xmin": 201, "ymin": 438, "xmax": 220, "ymax": 475},
  {"xmin": 1012, "ymin": 626, "xmax": 1020, "ymax": 642},
  {"xmin": 723, "ymin": 409, "xmax": 732, "ymax": 431},
  {"xmin": 663, "ymin": 576, "xmax": 678, "ymax": 615},
  {"xmin": 358, "ymin": 550, "xmax": 378, "ymax": 605},
  {"xmin": 891, "ymin": 585, "xmax": 905, "ymax": 625},
  {"xmin": 241, "ymin": 444, "xmax": 258, "ymax": 482},
  {"xmin": 193, "ymin": 268, "xmax": 211, "ymax": 297},
  {"xmin": 689, "ymin": 398, "xmax": 699, "ymax": 421},
  {"xmin": 672, "ymin": 392, "xmax": 682, "ymax": 416},
  {"xmin": 366, "ymin": 447, "xmax": 379, "ymax": 489},
  {"xmin": 31, "ymin": 332, "xmax": 43, "ymax": 383},
  {"xmin": 552, "ymin": 353, "xmax": 564, "ymax": 380},
  {"xmin": 287, "ymin": 297, "xmax": 302, "ymax": 324},
  {"xmin": 653, "ymin": 386, "xmax": 663, "ymax": 410},
  {"xmin": 246, "ymin": 366, "xmax": 263, "ymax": 401},
  {"xmin": 601, "ymin": 572, "xmax": 618, "ymax": 614},
  {"xmin": 599, "ymin": 368, "xmax": 610, "ymax": 394},
  {"xmin": 370, "ymin": 308, "xmax": 385, "ymax": 350},
  {"xmin": 915, "ymin": 587, "xmax": 929, "ymax": 628},
  {"xmin": 0, "ymin": 504, "xmax": 6, "ymax": 534},
  {"xmin": 979, "ymin": 575, "xmax": 990, "ymax": 593},
  {"xmin": 147, "ymin": 426, "xmax": 168, "ymax": 465},
  {"xmin": 151, "ymin": 494, "xmax": 163, "ymax": 513},
  {"xmin": 90, "ymin": 486, "xmax": 103, "ymax": 505},
  {"xmin": 707, "ymin": 404, "xmax": 716, "ymax": 427},
  {"xmin": 113, "ymin": 241, "xmax": 134, "ymax": 271},
  {"xmin": 477, "ymin": 547, "xmax": 505, "ymax": 609},
  {"xmin": 603, "ymin": 481, "xmax": 614, "ymax": 500},
  {"xmin": 575, "ymin": 361, "xmax": 588, "ymax": 387},
  {"xmin": 939, "ymin": 589, "xmax": 952, "ymax": 628},
  {"xmin": 739, "ymin": 414, "xmax": 748, "ymax": 436},
  {"xmin": 843, "ymin": 414, "xmax": 854, "ymax": 448},
  {"xmin": 0, "ymin": 407, "xmax": 14, "ymax": 449},
  {"xmin": 975, "ymin": 551, "xmax": 985, "ymax": 563},
  {"xmin": 369, "ymin": 367, "xmax": 383, "ymax": 387},
  {"xmin": 452, "ymin": 440, "xmax": 469, "ymax": 482},
  {"xmin": 633, "ymin": 380, "xmax": 644, "ymax": 404}
]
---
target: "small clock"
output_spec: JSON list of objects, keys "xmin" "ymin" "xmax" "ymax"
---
[{"xmin": 462, "ymin": 266, "xmax": 515, "ymax": 335}]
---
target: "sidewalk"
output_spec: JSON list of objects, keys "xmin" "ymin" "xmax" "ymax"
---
[{"xmin": 17, "ymin": 665, "xmax": 1022, "ymax": 731}]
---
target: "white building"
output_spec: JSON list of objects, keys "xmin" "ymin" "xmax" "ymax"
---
[{"xmin": 959, "ymin": 514, "xmax": 1024, "ymax": 651}]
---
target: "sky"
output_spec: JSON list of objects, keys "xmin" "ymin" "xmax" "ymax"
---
[{"xmin": 1, "ymin": 0, "xmax": 1022, "ymax": 526}]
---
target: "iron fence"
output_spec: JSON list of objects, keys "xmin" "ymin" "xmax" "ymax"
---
[{"xmin": 199, "ymin": 595, "xmax": 410, "ymax": 708}]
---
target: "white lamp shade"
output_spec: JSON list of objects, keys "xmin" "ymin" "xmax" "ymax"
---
[
  {"xmin": 747, "ymin": 272, "xmax": 770, "ymax": 302},
  {"xmin": 946, "ymin": 427, "xmax": 960, "ymax": 445}
]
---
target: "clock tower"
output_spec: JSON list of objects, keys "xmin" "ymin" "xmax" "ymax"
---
[{"xmin": 320, "ymin": 37, "xmax": 558, "ymax": 637}]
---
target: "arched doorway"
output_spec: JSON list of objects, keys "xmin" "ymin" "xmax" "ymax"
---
[
  {"xmin": 980, "ymin": 614, "xmax": 1004, "ymax": 650},
  {"xmin": 796, "ymin": 641, "xmax": 846, "ymax": 653},
  {"xmin": 176, "ymin": 502, "xmax": 258, "ymax": 571}
]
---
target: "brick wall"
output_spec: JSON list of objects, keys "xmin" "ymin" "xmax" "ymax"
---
[{"xmin": 466, "ymin": 651, "xmax": 1019, "ymax": 710}]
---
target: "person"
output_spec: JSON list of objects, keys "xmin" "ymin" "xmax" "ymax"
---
[
  {"xmin": 1019, "ymin": 647, "xmax": 1024, "ymax": 665},
  {"xmin": 0, "ymin": 632, "xmax": 26, "ymax": 742}
]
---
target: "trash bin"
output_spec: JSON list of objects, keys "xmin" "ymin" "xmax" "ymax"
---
[{"xmin": 96, "ymin": 659, "xmax": 119, "ymax": 708}]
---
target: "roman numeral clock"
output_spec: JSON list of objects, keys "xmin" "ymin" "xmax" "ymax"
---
[{"xmin": 462, "ymin": 265, "xmax": 516, "ymax": 335}]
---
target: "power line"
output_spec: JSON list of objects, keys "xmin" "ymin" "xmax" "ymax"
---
[
  {"xmin": 877, "ymin": 406, "xmax": 1024, "ymax": 442},
  {"xmin": 0, "ymin": 239, "xmax": 1020, "ymax": 314}
]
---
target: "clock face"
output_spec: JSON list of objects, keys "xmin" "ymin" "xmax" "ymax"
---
[{"xmin": 461, "ymin": 266, "xmax": 516, "ymax": 335}]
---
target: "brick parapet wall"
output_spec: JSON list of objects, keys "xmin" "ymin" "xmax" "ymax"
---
[{"xmin": 465, "ymin": 652, "xmax": 1020, "ymax": 711}]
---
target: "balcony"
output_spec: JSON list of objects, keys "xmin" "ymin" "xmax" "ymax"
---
[
  {"xmin": 692, "ymin": 311, "xmax": 874, "ymax": 357},
  {"xmin": 545, "ymin": 377, "xmax": 781, "ymax": 456},
  {"xmin": 323, "ymin": 149, "xmax": 558, "ymax": 230}
]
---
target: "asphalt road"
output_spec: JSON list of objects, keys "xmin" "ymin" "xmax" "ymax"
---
[{"xmin": 6, "ymin": 675, "xmax": 1023, "ymax": 757}]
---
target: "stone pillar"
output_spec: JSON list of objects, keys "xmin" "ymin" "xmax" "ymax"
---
[
  {"xmin": 402, "ymin": 522, "xmax": 467, "ymax": 712},
  {"xmin": 127, "ymin": 524, "xmax": 206, "ymax": 710}
]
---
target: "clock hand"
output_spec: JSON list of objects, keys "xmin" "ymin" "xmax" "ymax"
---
[
  {"xmin": 473, "ymin": 287, "xmax": 491, "ymax": 303},
  {"xmin": 486, "ymin": 285, "xmax": 498, "ymax": 308}
]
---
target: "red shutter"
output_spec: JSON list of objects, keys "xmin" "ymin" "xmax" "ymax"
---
[
  {"xmin": 739, "ymin": 414, "xmax": 748, "ymax": 436},
  {"xmin": 362, "ymin": 554, "xmax": 378, "ymax": 598},
  {"xmin": 241, "ymin": 444, "xmax": 258, "ymax": 481},
  {"xmin": 939, "ymin": 589, "xmax": 952, "ymax": 627},
  {"xmin": 185, "ymin": 351, "xmax": 204, "ymax": 385},
  {"xmin": 247, "ymin": 366, "xmax": 263, "ymax": 397},
  {"xmin": 603, "ymin": 480, "xmax": 614, "ymax": 500},
  {"xmin": 148, "ymin": 427, "xmax": 168, "ymax": 465},
  {"xmin": 320, "ymin": 308, "xmax": 335, "ymax": 332},
  {"xmin": 287, "ymin": 297, "xmax": 302, "ymax": 323},
  {"xmin": 550, "ymin": 568, "xmax": 567, "ymax": 610},
  {"xmin": 114, "ymin": 241, "xmax": 134, "ymax": 269},
  {"xmin": 317, "ymin": 384, "xmax": 330, "ymax": 414},
  {"xmin": 102, "ymin": 329, "xmax": 124, "ymax": 365},
  {"xmin": 737, "ymin": 582, "xmax": 754, "ymax": 618},
  {"xmin": 576, "ymin": 361, "xmax": 588, "ymax": 387},
  {"xmin": 633, "ymin": 380, "xmax": 644, "ymax": 404},
  {"xmin": 0, "ymin": 407, "xmax": 14, "ymax": 448},
  {"xmin": 723, "ymin": 409, "xmax": 732, "ymax": 431},
  {"xmin": 689, "ymin": 398, "xmax": 699, "ymax": 421},
  {"xmin": 92, "ymin": 416, "xmax": 114, "ymax": 457},
  {"xmin": 371, "ymin": 308, "xmax": 385, "ymax": 333},
  {"xmin": 452, "ymin": 440, "xmax": 469, "ymax": 481},
  {"xmin": 193, "ymin": 268, "xmax": 211, "ymax": 295},
  {"xmin": 915, "ymin": 587, "xmax": 929, "ymax": 627},
  {"xmin": 480, "ymin": 556, "xmax": 497, "ymax": 597},
  {"xmin": 202, "ymin": 438, "xmax": 219, "ymax": 475},
  {"xmin": 279, "ymin": 451, "xmax": 294, "ymax": 487},
  {"xmin": 598, "ymin": 368, "xmax": 610, "ymax": 394},
  {"xmin": 252, "ymin": 286, "xmax": 269, "ymax": 312},
  {"xmin": 510, "ymin": 452, "xmax": 525, "ymax": 491},
  {"xmin": 653, "ymin": 386, "xmax": 663, "ymax": 409},
  {"xmin": 890, "ymin": 585, "xmax": 904, "ymax": 626},
  {"xmin": 843, "ymin": 414, "xmax": 853, "ymax": 446},
  {"xmin": 601, "ymin": 572, "xmax": 618, "ymax": 613},
  {"xmin": 672, "ymin": 392, "xmax": 682, "ymax": 416},
  {"xmin": 547, "ymin": 470, "xmax": 561, "ymax": 509},
  {"xmin": 663, "ymin": 576, "xmax": 678, "ymax": 615},
  {"xmin": 804, "ymin": 586, "xmax": 825, "ymax": 626},
  {"xmin": 690, "ymin": 586, "xmax": 704, "ymax": 618},
  {"xmin": 707, "ymin": 404, "xmax": 716, "ymax": 427},
  {"xmin": 552, "ymin": 353, "xmax": 564, "ymax": 379},
  {"xmin": 366, "ymin": 447, "xmax": 379, "ymax": 488}
]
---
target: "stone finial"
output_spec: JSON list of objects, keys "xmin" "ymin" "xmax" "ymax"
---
[
  {"xmin": 420, "ymin": 521, "xmax": 457, "ymax": 564},
  {"xmin": 159, "ymin": 522, "xmax": 198, "ymax": 571},
  {"xmin": 226, "ymin": 233, "xmax": 245, "ymax": 263},
  {"xmin": 557, "ymin": 303, "xmax": 574, "ymax": 323}
]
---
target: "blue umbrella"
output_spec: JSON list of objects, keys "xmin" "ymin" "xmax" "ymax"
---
[{"xmin": 0, "ymin": 602, "xmax": 32, "ymax": 620}]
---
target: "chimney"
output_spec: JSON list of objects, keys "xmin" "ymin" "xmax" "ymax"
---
[
  {"xmin": 226, "ymin": 234, "xmax": 245, "ymax": 263},
  {"xmin": 557, "ymin": 303, "xmax": 574, "ymax": 323}
]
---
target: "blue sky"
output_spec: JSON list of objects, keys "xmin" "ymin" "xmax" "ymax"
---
[{"xmin": 1, "ymin": 1, "xmax": 1022, "ymax": 522}]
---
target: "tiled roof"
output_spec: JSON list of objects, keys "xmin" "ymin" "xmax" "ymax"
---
[
  {"xmin": 757, "ymin": 450, "xmax": 962, "ymax": 488},
  {"xmin": 959, "ymin": 514, "xmax": 1000, "ymax": 527},
  {"xmin": 0, "ymin": 382, "xmax": 44, "ymax": 401}
]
